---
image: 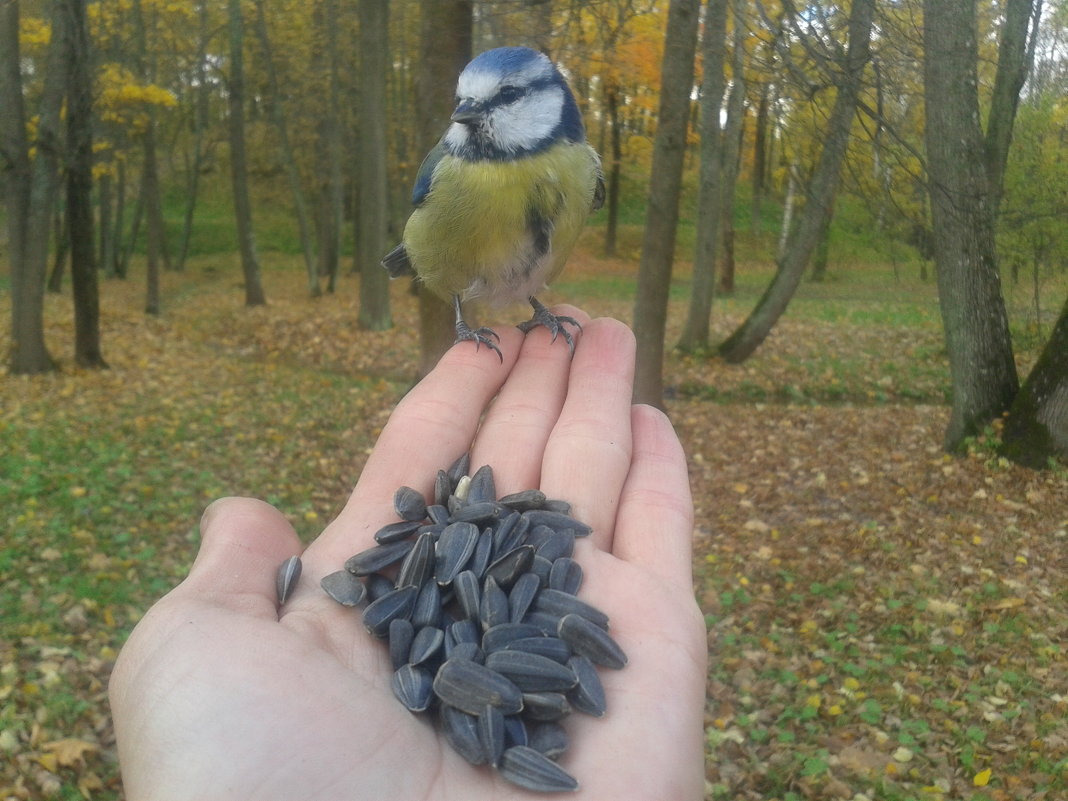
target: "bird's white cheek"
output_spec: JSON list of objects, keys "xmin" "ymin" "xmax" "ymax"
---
[
  {"xmin": 491, "ymin": 88, "xmax": 565, "ymax": 153},
  {"xmin": 444, "ymin": 123, "xmax": 470, "ymax": 150}
]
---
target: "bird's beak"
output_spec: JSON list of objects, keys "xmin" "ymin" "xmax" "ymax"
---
[{"xmin": 451, "ymin": 99, "xmax": 486, "ymax": 126}]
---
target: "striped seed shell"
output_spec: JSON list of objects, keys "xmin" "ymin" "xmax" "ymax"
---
[
  {"xmin": 521, "ymin": 693, "xmax": 572, "ymax": 722},
  {"xmin": 391, "ymin": 663, "xmax": 434, "ymax": 712},
  {"xmin": 276, "ymin": 556, "xmax": 302, "ymax": 604},
  {"xmin": 477, "ymin": 703, "xmax": 505, "ymax": 766},
  {"xmin": 533, "ymin": 529, "xmax": 575, "ymax": 562},
  {"xmin": 542, "ymin": 499, "xmax": 572, "ymax": 515},
  {"xmin": 567, "ymin": 654, "xmax": 606, "ymax": 716},
  {"xmin": 558, "ymin": 613, "xmax": 627, "ymax": 670},
  {"xmin": 530, "ymin": 555, "xmax": 553, "ymax": 587},
  {"xmin": 320, "ymin": 569, "xmax": 367, "ymax": 607},
  {"xmin": 394, "ymin": 485, "xmax": 428, "ymax": 522},
  {"xmin": 409, "ymin": 625, "xmax": 444, "ymax": 666},
  {"xmin": 345, "ymin": 540, "xmax": 414, "ymax": 576},
  {"xmin": 468, "ymin": 528, "xmax": 494, "ymax": 580},
  {"xmin": 527, "ymin": 721, "xmax": 570, "ymax": 760},
  {"xmin": 507, "ymin": 572, "xmax": 541, "ymax": 623},
  {"xmin": 503, "ymin": 714, "xmax": 529, "ymax": 748},
  {"xmin": 434, "ymin": 521, "xmax": 480, "ymax": 585},
  {"xmin": 374, "ymin": 519, "xmax": 423, "ymax": 544},
  {"xmin": 450, "ymin": 617, "xmax": 481, "ymax": 645},
  {"xmin": 522, "ymin": 509, "xmax": 591, "ymax": 537},
  {"xmin": 498, "ymin": 488, "xmax": 547, "ymax": 511},
  {"xmin": 440, "ymin": 705, "xmax": 486, "ymax": 766},
  {"xmin": 446, "ymin": 641, "xmax": 484, "ymax": 663},
  {"xmin": 498, "ymin": 745, "xmax": 578, "ymax": 793},
  {"xmin": 389, "ymin": 618, "xmax": 415, "ymax": 670},
  {"xmin": 484, "ymin": 650, "xmax": 578, "ymax": 693},
  {"xmin": 453, "ymin": 570, "xmax": 481, "ymax": 621},
  {"xmin": 362, "ymin": 584, "xmax": 417, "ymax": 638},
  {"xmin": 534, "ymin": 588, "xmax": 609, "ymax": 629},
  {"xmin": 450, "ymin": 500, "xmax": 504, "ymax": 525},
  {"xmin": 492, "ymin": 511, "xmax": 530, "ymax": 558},
  {"xmin": 411, "ymin": 579, "xmax": 442, "ymax": 629},
  {"xmin": 434, "ymin": 469, "xmax": 452, "ymax": 506},
  {"xmin": 482, "ymin": 623, "xmax": 545, "ymax": 653},
  {"xmin": 548, "ymin": 557, "xmax": 583, "ymax": 595},
  {"xmin": 504, "ymin": 636, "xmax": 572, "ymax": 664},
  {"xmin": 466, "ymin": 464, "xmax": 497, "ymax": 505},
  {"xmin": 446, "ymin": 452, "xmax": 471, "ymax": 487},
  {"xmin": 427, "ymin": 502, "xmax": 450, "ymax": 525},
  {"xmin": 432, "ymin": 658, "xmax": 523, "ymax": 716},
  {"xmin": 480, "ymin": 576, "xmax": 510, "ymax": 631},
  {"xmin": 364, "ymin": 572, "xmax": 395, "ymax": 602},
  {"xmin": 485, "ymin": 545, "xmax": 535, "ymax": 589},
  {"xmin": 396, "ymin": 531, "xmax": 435, "ymax": 589},
  {"xmin": 523, "ymin": 611, "xmax": 565, "ymax": 637}
]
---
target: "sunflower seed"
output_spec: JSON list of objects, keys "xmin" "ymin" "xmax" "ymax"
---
[
  {"xmin": 482, "ymin": 623, "xmax": 545, "ymax": 653},
  {"xmin": 505, "ymin": 636, "xmax": 571, "ymax": 664},
  {"xmin": 320, "ymin": 569, "xmax": 367, "ymax": 607},
  {"xmin": 542, "ymin": 499, "xmax": 572, "ymax": 515},
  {"xmin": 435, "ymin": 521, "xmax": 479, "ymax": 585},
  {"xmin": 467, "ymin": 464, "xmax": 496, "ymax": 505},
  {"xmin": 523, "ymin": 611, "xmax": 564, "ymax": 637},
  {"xmin": 477, "ymin": 704, "xmax": 505, "ymax": 766},
  {"xmin": 492, "ymin": 511, "xmax": 530, "ymax": 559},
  {"xmin": 521, "ymin": 693, "xmax": 572, "ymax": 722},
  {"xmin": 533, "ymin": 529, "xmax": 575, "ymax": 562},
  {"xmin": 485, "ymin": 545, "xmax": 535, "ymax": 589},
  {"xmin": 558, "ymin": 614, "xmax": 627, "ymax": 670},
  {"xmin": 427, "ymin": 502, "xmax": 450, "ymax": 525},
  {"xmin": 498, "ymin": 745, "xmax": 578, "ymax": 793},
  {"xmin": 567, "ymin": 654, "xmax": 606, "ymax": 716},
  {"xmin": 508, "ymin": 572, "xmax": 541, "ymax": 623},
  {"xmin": 374, "ymin": 519, "xmax": 423, "ymax": 544},
  {"xmin": 446, "ymin": 452, "xmax": 471, "ymax": 487},
  {"xmin": 527, "ymin": 721, "xmax": 569, "ymax": 759},
  {"xmin": 484, "ymin": 650, "xmax": 578, "ymax": 693},
  {"xmin": 451, "ymin": 500, "xmax": 504, "ymax": 525},
  {"xmin": 453, "ymin": 570, "xmax": 481, "ymax": 621},
  {"xmin": 389, "ymin": 618, "xmax": 415, "ymax": 670},
  {"xmin": 411, "ymin": 579, "xmax": 442, "ymax": 629},
  {"xmin": 449, "ymin": 476, "xmax": 471, "ymax": 510},
  {"xmin": 522, "ymin": 509, "xmax": 591, "ymax": 537},
  {"xmin": 432, "ymin": 658, "xmax": 523, "ymax": 715},
  {"xmin": 498, "ymin": 488, "xmax": 547, "ymax": 512},
  {"xmin": 450, "ymin": 617, "xmax": 480, "ymax": 645},
  {"xmin": 392, "ymin": 663, "xmax": 433, "ymax": 712},
  {"xmin": 440, "ymin": 704, "xmax": 485, "ymax": 765},
  {"xmin": 362, "ymin": 585, "xmax": 417, "ymax": 638},
  {"xmin": 409, "ymin": 625, "xmax": 444, "ymax": 666},
  {"xmin": 548, "ymin": 558, "xmax": 583, "ymax": 595},
  {"xmin": 446, "ymin": 641, "xmax": 484, "ymax": 663},
  {"xmin": 480, "ymin": 576, "xmax": 509, "ymax": 630},
  {"xmin": 468, "ymin": 528, "xmax": 494, "ymax": 579},
  {"xmin": 530, "ymin": 555, "xmax": 553, "ymax": 587},
  {"xmin": 394, "ymin": 485, "xmax": 428, "ymax": 522},
  {"xmin": 364, "ymin": 572, "xmax": 395, "ymax": 602},
  {"xmin": 503, "ymin": 714, "xmax": 529, "ymax": 748},
  {"xmin": 345, "ymin": 540, "xmax": 414, "ymax": 576},
  {"xmin": 535, "ymin": 589, "xmax": 609, "ymax": 629},
  {"xmin": 434, "ymin": 469, "xmax": 452, "ymax": 506},
  {"xmin": 276, "ymin": 556, "xmax": 302, "ymax": 604},
  {"xmin": 396, "ymin": 531, "xmax": 435, "ymax": 589}
]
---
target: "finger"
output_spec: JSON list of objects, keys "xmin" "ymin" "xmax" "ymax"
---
[
  {"xmin": 305, "ymin": 326, "xmax": 525, "ymax": 567},
  {"xmin": 470, "ymin": 304, "xmax": 591, "ymax": 496},
  {"xmin": 539, "ymin": 318, "xmax": 636, "ymax": 552},
  {"xmin": 610, "ymin": 404, "xmax": 694, "ymax": 583},
  {"xmin": 176, "ymin": 496, "xmax": 303, "ymax": 615}
]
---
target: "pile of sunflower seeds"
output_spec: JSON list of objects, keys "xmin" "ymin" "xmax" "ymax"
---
[{"xmin": 298, "ymin": 454, "xmax": 626, "ymax": 793}]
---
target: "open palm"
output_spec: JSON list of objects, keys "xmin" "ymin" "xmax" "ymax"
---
[{"xmin": 109, "ymin": 311, "xmax": 707, "ymax": 800}]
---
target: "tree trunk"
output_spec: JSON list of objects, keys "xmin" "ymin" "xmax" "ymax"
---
[
  {"xmin": 2, "ymin": 0, "xmax": 65, "ymax": 373},
  {"xmin": 677, "ymin": 0, "xmax": 727, "ymax": 352},
  {"xmin": 227, "ymin": 0, "xmax": 266, "ymax": 306},
  {"xmin": 413, "ymin": 0, "xmax": 473, "ymax": 375},
  {"xmin": 809, "ymin": 195, "xmax": 834, "ymax": 283},
  {"xmin": 175, "ymin": 0, "xmax": 211, "ymax": 272},
  {"xmin": 98, "ymin": 166, "xmax": 115, "ymax": 276},
  {"xmin": 717, "ymin": 0, "xmax": 746, "ymax": 297},
  {"xmin": 751, "ymin": 82, "xmax": 769, "ymax": 234},
  {"xmin": 602, "ymin": 84, "xmax": 622, "ymax": 258},
  {"xmin": 142, "ymin": 128, "xmax": 162, "ymax": 315},
  {"xmin": 356, "ymin": 0, "xmax": 391, "ymax": 331},
  {"xmin": 984, "ymin": 0, "xmax": 1042, "ymax": 219},
  {"xmin": 64, "ymin": 0, "xmax": 106, "ymax": 366},
  {"xmin": 252, "ymin": 0, "xmax": 318, "ymax": 296},
  {"xmin": 314, "ymin": 0, "xmax": 343, "ymax": 293},
  {"xmin": 1001, "ymin": 293, "xmax": 1068, "ymax": 467},
  {"xmin": 923, "ymin": 0, "xmax": 1019, "ymax": 450},
  {"xmin": 718, "ymin": 0, "xmax": 874, "ymax": 364},
  {"xmin": 48, "ymin": 201, "xmax": 68, "ymax": 293},
  {"xmin": 632, "ymin": 0, "xmax": 701, "ymax": 407}
]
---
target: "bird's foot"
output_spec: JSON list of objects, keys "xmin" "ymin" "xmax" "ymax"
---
[
  {"xmin": 455, "ymin": 319, "xmax": 503, "ymax": 362},
  {"xmin": 517, "ymin": 299, "xmax": 582, "ymax": 356}
]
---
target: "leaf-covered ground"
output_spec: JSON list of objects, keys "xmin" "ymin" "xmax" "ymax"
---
[{"xmin": 1, "ymin": 253, "xmax": 1066, "ymax": 800}]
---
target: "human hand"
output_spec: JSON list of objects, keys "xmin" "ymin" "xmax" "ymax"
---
[{"xmin": 109, "ymin": 309, "xmax": 707, "ymax": 800}]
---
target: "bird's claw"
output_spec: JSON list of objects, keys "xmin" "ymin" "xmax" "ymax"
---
[
  {"xmin": 455, "ymin": 321, "xmax": 503, "ymax": 362},
  {"xmin": 517, "ymin": 310, "xmax": 582, "ymax": 356}
]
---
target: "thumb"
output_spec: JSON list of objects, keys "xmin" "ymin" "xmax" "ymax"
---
[{"xmin": 178, "ymin": 496, "xmax": 303, "ymax": 611}]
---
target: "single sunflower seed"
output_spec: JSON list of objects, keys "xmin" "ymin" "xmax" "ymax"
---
[
  {"xmin": 411, "ymin": 579, "xmax": 442, "ymax": 629},
  {"xmin": 432, "ymin": 658, "xmax": 523, "ymax": 716},
  {"xmin": 477, "ymin": 703, "xmax": 505, "ymax": 767},
  {"xmin": 409, "ymin": 625, "xmax": 444, "ymax": 666},
  {"xmin": 522, "ymin": 509, "xmax": 590, "ymax": 538},
  {"xmin": 498, "ymin": 745, "xmax": 578, "ymax": 793},
  {"xmin": 526, "ymin": 721, "xmax": 569, "ymax": 760},
  {"xmin": 548, "ymin": 557, "xmax": 583, "ymax": 595},
  {"xmin": 276, "ymin": 556, "xmax": 302, "ymax": 604},
  {"xmin": 498, "ymin": 488, "xmax": 547, "ymax": 512},
  {"xmin": 484, "ymin": 650, "xmax": 578, "ymax": 693},
  {"xmin": 362, "ymin": 585, "xmax": 417, "ymax": 638},
  {"xmin": 504, "ymin": 636, "xmax": 571, "ymax": 664},
  {"xmin": 482, "ymin": 622, "xmax": 545, "ymax": 653},
  {"xmin": 453, "ymin": 570, "xmax": 481, "ymax": 621},
  {"xmin": 480, "ymin": 576, "xmax": 510, "ymax": 631},
  {"xmin": 389, "ymin": 618, "xmax": 415, "ymax": 670},
  {"xmin": 567, "ymin": 654, "xmax": 606, "ymax": 717},
  {"xmin": 320, "ymin": 569, "xmax": 367, "ymax": 607},
  {"xmin": 440, "ymin": 704, "xmax": 485, "ymax": 765},
  {"xmin": 391, "ymin": 663, "xmax": 434, "ymax": 712},
  {"xmin": 466, "ymin": 464, "xmax": 497, "ymax": 505},
  {"xmin": 374, "ymin": 519, "xmax": 423, "ymax": 544},
  {"xmin": 394, "ymin": 485, "xmax": 428, "ymax": 522},
  {"xmin": 345, "ymin": 540, "xmax": 414, "ymax": 576},
  {"xmin": 534, "ymin": 589, "xmax": 609, "ymax": 629},
  {"xmin": 558, "ymin": 613, "xmax": 627, "ymax": 670},
  {"xmin": 521, "ymin": 693, "xmax": 572, "ymax": 723},
  {"xmin": 507, "ymin": 572, "xmax": 541, "ymax": 623},
  {"xmin": 485, "ymin": 545, "xmax": 535, "ymax": 589},
  {"xmin": 435, "ymin": 521, "xmax": 480, "ymax": 585},
  {"xmin": 396, "ymin": 531, "xmax": 436, "ymax": 589}
]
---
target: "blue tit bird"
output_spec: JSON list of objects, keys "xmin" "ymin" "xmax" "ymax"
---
[{"xmin": 382, "ymin": 46, "xmax": 605, "ymax": 360}]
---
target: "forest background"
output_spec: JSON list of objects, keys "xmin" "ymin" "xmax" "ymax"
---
[{"xmin": 3, "ymin": 0, "xmax": 1068, "ymax": 799}]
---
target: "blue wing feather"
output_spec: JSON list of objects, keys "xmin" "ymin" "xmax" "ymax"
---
[{"xmin": 412, "ymin": 140, "xmax": 447, "ymax": 206}]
